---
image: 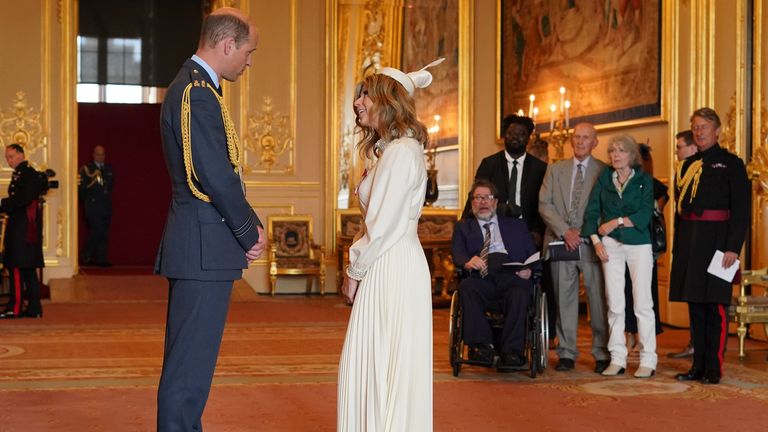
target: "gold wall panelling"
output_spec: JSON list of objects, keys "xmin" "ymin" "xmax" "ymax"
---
[
  {"xmin": 0, "ymin": 0, "xmax": 77, "ymax": 281},
  {"xmin": 243, "ymin": 97, "xmax": 295, "ymax": 174},
  {"xmin": 691, "ymin": 0, "xmax": 715, "ymax": 108},
  {"xmin": 242, "ymin": 0, "xmax": 297, "ymax": 180}
]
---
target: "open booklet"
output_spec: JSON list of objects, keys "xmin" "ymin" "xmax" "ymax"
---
[{"xmin": 502, "ymin": 251, "xmax": 541, "ymax": 272}]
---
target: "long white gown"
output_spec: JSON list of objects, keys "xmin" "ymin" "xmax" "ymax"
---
[{"xmin": 338, "ymin": 137, "xmax": 433, "ymax": 431}]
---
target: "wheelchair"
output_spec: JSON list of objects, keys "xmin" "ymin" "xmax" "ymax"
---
[{"xmin": 448, "ymin": 269, "xmax": 549, "ymax": 378}]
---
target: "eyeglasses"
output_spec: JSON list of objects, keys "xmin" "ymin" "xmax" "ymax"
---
[{"xmin": 471, "ymin": 195, "xmax": 495, "ymax": 202}]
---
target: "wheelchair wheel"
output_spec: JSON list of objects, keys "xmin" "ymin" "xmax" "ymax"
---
[
  {"xmin": 448, "ymin": 290, "xmax": 463, "ymax": 377},
  {"xmin": 528, "ymin": 312, "xmax": 539, "ymax": 378},
  {"xmin": 537, "ymin": 292, "xmax": 549, "ymax": 373}
]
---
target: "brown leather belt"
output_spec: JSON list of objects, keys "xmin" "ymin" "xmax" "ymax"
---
[{"xmin": 681, "ymin": 209, "xmax": 730, "ymax": 222}]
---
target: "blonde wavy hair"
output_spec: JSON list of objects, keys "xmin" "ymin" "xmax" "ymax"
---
[{"xmin": 353, "ymin": 73, "xmax": 429, "ymax": 160}]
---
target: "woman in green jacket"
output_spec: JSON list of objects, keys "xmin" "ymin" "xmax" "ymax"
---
[{"xmin": 583, "ymin": 134, "xmax": 656, "ymax": 378}]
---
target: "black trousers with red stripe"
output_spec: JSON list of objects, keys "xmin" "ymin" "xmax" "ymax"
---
[
  {"xmin": 6, "ymin": 267, "xmax": 42, "ymax": 316},
  {"xmin": 688, "ymin": 301, "xmax": 727, "ymax": 376}
]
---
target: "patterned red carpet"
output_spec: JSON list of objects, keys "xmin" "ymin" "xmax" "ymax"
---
[{"xmin": 1, "ymin": 275, "xmax": 768, "ymax": 431}]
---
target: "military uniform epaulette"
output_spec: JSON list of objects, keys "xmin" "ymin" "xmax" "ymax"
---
[
  {"xmin": 187, "ymin": 68, "xmax": 210, "ymax": 89},
  {"xmin": 180, "ymin": 69, "xmax": 242, "ymax": 202}
]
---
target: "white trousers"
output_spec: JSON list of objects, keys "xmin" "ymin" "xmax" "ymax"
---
[{"xmin": 601, "ymin": 236, "xmax": 657, "ymax": 369}]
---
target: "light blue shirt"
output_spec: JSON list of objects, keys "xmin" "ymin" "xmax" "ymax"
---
[
  {"xmin": 475, "ymin": 215, "xmax": 507, "ymax": 255},
  {"xmin": 191, "ymin": 55, "xmax": 220, "ymax": 89}
]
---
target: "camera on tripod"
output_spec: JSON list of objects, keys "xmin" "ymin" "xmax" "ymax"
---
[{"xmin": 39, "ymin": 168, "xmax": 59, "ymax": 195}]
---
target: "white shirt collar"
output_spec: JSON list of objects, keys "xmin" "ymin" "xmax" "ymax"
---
[
  {"xmin": 476, "ymin": 214, "xmax": 499, "ymax": 230},
  {"xmin": 505, "ymin": 151, "xmax": 527, "ymax": 165},
  {"xmin": 191, "ymin": 55, "xmax": 220, "ymax": 89},
  {"xmin": 573, "ymin": 155, "xmax": 591, "ymax": 169}
]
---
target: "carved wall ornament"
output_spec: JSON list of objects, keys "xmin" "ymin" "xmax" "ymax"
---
[
  {"xmin": 56, "ymin": 208, "xmax": 64, "ymax": 256},
  {"xmin": 719, "ymin": 93, "xmax": 738, "ymax": 155},
  {"xmin": 0, "ymin": 92, "xmax": 48, "ymax": 157},
  {"xmin": 243, "ymin": 97, "xmax": 294, "ymax": 174},
  {"xmin": 360, "ymin": 0, "xmax": 386, "ymax": 77}
]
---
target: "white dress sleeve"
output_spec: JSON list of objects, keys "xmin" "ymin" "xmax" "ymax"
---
[{"xmin": 346, "ymin": 139, "xmax": 422, "ymax": 280}]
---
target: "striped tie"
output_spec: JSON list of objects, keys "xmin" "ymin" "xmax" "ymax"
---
[
  {"xmin": 568, "ymin": 163, "xmax": 584, "ymax": 226},
  {"xmin": 480, "ymin": 222, "xmax": 491, "ymax": 278}
]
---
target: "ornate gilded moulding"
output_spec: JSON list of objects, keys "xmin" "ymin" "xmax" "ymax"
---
[
  {"xmin": 243, "ymin": 97, "xmax": 295, "ymax": 175},
  {"xmin": 0, "ymin": 92, "xmax": 49, "ymax": 164}
]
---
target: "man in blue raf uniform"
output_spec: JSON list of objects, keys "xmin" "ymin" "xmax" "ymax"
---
[
  {"xmin": 155, "ymin": 7, "xmax": 266, "ymax": 430},
  {"xmin": 452, "ymin": 179, "xmax": 540, "ymax": 372},
  {"xmin": 0, "ymin": 144, "xmax": 45, "ymax": 319},
  {"xmin": 78, "ymin": 145, "xmax": 114, "ymax": 266}
]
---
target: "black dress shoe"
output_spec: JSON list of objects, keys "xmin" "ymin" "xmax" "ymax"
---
[
  {"xmin": 594, "ymin": 359, "xmax": 611, "ymax": 374},
  {"xmin": 555, "ymin": 358, "xmax": 575, "ymax": 371},
  {"xmin": 675, "ymin": 369, "xmax": 704, "ymax": 381},
  {"xmin": 0, "ymin": 309, "xmax": 17, "ymax": 319},
  {"xmin": 468, "ymin": 344, "xmax": 494, "ymax": 365},
  {"xmin": 497, "ymin": 353, "xmax": 528, "ymax": 372},
  {"xmin": 96, "ymin": 261, "xmax": 112, "ymax": 267},
  {"xmin": 667, "ymin": 343, "xmax": 694, "ymax": 359},
  {"xmin": 702, "ymin": 370, "xmax": 721, "ymax": 385},
  {"xmin": 23, "ymin": 310, "xmax": 42, "ymax": 319}
]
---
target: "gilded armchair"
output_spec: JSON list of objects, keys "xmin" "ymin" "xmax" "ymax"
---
[
  {"xmin": 267, "ymin": 214, "xmax": 325, "ymax": 296},
  {"xmin": 730, "ymin": 268, "xmax": 768, "ymax": 359}
]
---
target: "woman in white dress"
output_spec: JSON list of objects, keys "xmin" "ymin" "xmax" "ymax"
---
[{"xmin": 338, "ymin": 60, "xmax": 443, "ymax": 431}]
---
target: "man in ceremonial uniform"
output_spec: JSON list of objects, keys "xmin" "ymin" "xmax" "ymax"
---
[
  {"xmin": 670, "ymin": 108, "xmax": 749, "ymax": 384},
  {"xmin": 0, "ymin": 144, "xmax": 44, "ymax": 319},
  {"xmin": 79, "ymin": 145, "xmax": 114, "ymax": 266},
  {"xmin": 155, "ymin": 7, "xmax": 266, "ymax": 430}
]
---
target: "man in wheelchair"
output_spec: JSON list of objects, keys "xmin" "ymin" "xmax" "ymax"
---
[{"xmin": 452, "ymin": 179, "xmax": 540, "ymax": 372}]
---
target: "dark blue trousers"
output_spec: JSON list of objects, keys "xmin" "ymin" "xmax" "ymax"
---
[
  {"xmin": 157, "ymin": 279, "xmax": 233, "ymax": 432},
  {"xmin": 459, "ymin": 257, "xmax": 533, "ymax": 355}
]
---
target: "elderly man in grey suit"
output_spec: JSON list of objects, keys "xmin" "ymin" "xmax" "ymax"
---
[{"xmin": 538, "ymin": 122, "xmax": 610, "ymax": 373}]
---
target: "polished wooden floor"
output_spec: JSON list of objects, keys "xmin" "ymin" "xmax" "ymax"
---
[{"xmin": 1, "ymin": 274, "xmax": 767, "ymax": 431}]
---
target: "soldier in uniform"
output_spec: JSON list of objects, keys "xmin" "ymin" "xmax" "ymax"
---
[
  {"xmin": 670, "ymin": 108, "xmax": 750, "ymax": 384},
  {"xmin": 0, "ymin": 144, "xmax": 44, "ymax": 319},
  {"xmin": 78, "ymin": 145, "xmax": 114, "ymax": 266},
  {"xmin": 155, "ymin": 8, "xmax": 266, "ymax": 430}
]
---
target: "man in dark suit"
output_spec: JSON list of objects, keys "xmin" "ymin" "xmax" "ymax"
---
[
  {"xmin": 452, "ymin": 179, "xmax": 539, "ymax": 372},
  {"xmin": 0, "ymin": 144, "xmax": 45, "ymax": 319},
  {"xmin": 462, "ymin": 114, "xmax": 547, "ymax": 246},
  {"xmin": 79, "ymin": 145, "xmax": 114, "ymax": 266},
  {"xmin": 155, "ymin": 8, "xmax": 266, "ymax": 431}
]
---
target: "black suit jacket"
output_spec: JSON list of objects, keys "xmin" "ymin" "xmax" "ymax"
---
[
  {"xmin": 462, "ymin": 150, "xmax": 547, "ymax": 237},
  {"xmin": 155, "ymin": 59, "xmax": 261, "ymax": 281}
]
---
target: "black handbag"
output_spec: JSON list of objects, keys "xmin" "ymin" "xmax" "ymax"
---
[{"xmin": 651, "ymin": 207, "xmax": 667, "ymax": 254}]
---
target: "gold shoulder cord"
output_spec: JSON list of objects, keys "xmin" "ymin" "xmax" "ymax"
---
[
  {"xmin": 676, "ymin": 159, "xmax": 703, "ymax": 214},
  {"xmin": 80, "ymin": 165, "xmax": 102, "ymax": 188},
  {"xmin": 181, "ymin": 81, "xmax": 242, "ymax": 202}
]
